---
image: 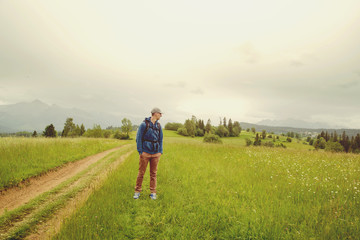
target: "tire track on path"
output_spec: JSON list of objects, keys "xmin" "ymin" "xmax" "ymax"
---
[
  {"xmin": 0, "ymin": 144, "xmax": 134, "ymax": 240},
  {"xmin": 26, "ymin": 149, "xmax": 134, "ymax": 240},
  {"xmin": 0, "ymin": 145, "xmax": 129, "ymax": 215}
]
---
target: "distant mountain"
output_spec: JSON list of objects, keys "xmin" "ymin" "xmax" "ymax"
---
[
  {"xmin": 0, "ymin": 100, "xmax": 126, "ymax": 133},
  {"xmin": 257, "ymin": 118, "xmax": 337, "ymax": 129}
]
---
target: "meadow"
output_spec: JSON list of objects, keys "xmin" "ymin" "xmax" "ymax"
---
[
  {"xmin": 0, "ymin": 137, "xmax": 130, "ymax": 190},
  {"xmin": 54, "ymin": 130, "xmax": 360, "ymax": 239}
]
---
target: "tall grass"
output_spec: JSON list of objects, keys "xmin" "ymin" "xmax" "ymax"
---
[
  {"xmin": 0, "ymin": 137, "xmax": 130, "ymax": 190},
  {"xmin": 55, "ymin": 136, "xmax": 360, "ymax": 239}
]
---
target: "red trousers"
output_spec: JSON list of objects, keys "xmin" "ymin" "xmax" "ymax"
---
[{"xmin": 135, "ymin": 152, "xmax": 161, "ymax": 193}]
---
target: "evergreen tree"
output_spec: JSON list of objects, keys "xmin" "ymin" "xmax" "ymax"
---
[
  {"xmin": 325, "ymin": 131, "xmax": 330, "ymax": 142},
  {"xmin": 320, "ymin": 131, "xmax": 325, "ymax": 139},
  {"xmin": 200, "ymin": 120, "xmax": 205, "ymax": 130},
  {"xmin": 43, "ymin": 124, "xmax": 57, "ymax": 138},
  {"xmin": 191, "ymin": 115, "xmax": 197, "ymax": 125},
  {"xmin": 254, "ymin": 133, "xmax": 261, "ymax": 146},
  {"xmin": 344, "ymin": 136, "xmax": 351, "ymax": 153},
  {"xmin": 80, "ymin": 124, "xmax": 86, "ymax": 136},
  {"xmin": 251, "ymin": 128, "xmax": 256, "ymax": 134},
  {"xmin": 353, "ymin": 134, "xmax": 360, "ymax": 153},
  {"xmin": 197, "ymin": 119, "xmax": 205, "ymax": 131},
  {"xmin": 261, "ymin": 130, "xmax": 267, "ymax": 139},
  {"xmin": 333, "ymin": 131, "xmax": 338, "ymax": 142},
  {"xmin": 339, "ymin": 131, "xmax": 350, "ymax": 153},
  {"xmin": 205, "ymin": 119, "xmax": 212, "ymax": 133},
  {"xmin": 223, "ymin": 117, "xmax": 227, "ymax": 128},
  {"xmin": 32, "ymin": 130, "xmax": 37, "ymax": 137},
  {"xmin": 228, "ymin": 119, "xmax": 233, "ymax": 136}
]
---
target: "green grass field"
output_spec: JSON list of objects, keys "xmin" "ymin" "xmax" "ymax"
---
[
  {"xmin": 54, "ymin": 131, "xmax": 360, "ymax": 239},
  {"xmin": 0, "ymin": 137, "xmax": 131, "ymax": 190}
]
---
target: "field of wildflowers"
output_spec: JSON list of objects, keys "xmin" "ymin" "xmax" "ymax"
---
[{"xmin": 55, "ymin": 131, "xmax": 360, "ymax": 239}]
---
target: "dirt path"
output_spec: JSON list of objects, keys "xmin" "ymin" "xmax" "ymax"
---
[
  {"xmin": 26, "ymin": 149, "xmax": 133, "ymax": 240},
  {"xmin": 0, "ymin": 145, "xmax": 128, "ymax": 216}
]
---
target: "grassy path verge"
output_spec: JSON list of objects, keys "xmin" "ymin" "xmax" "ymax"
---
[
  {"xmin": 0, "ymin": 145, "xmax": 127, "ymax": 215},
  {"xmin": 0, "ymin": 137, "xmax": 129, "ymax": 190},
  {"xmin": 0, "ymin": 144, "xmax": 134, "ymax": 240}
]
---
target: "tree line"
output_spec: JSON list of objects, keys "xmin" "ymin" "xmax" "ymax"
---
[
  {"xmin": 7, "ymin": 117, "xmax": 135, "ymax": 140},
  {"xmin": 310, "ymin": 131, "xmax": 360, "ymax": 153},
  {"xmin": 165, "ymin": 116, "xmax": 242, "ymax": 138}
]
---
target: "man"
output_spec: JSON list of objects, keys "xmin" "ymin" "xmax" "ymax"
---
[{"xmin": 133, "ymin": 107, "xmax": 163, "ymax": 200}]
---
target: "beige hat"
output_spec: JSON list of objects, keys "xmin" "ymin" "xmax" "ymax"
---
[{"xmin": 151, "ymin": 107, "xmax": 162, "ymax": 114}]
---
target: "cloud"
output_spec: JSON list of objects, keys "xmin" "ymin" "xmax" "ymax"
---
[
  {"xmin": 164, "ymin": 81, "xmax": 186, "ymax": 88},
  {"xmin": 190, "ymin": 88, "xmax": 204, "ymax": 95},
  {"xmin": 338, "ymin": 79, "xmax": 360, "ymax": 89},
  {"xmin": 237, "ymin": 42, "xmax": 260, "ymax": 64},
  {"xmin": 1, "ymin": 1, "xmax": 360, "ymax": 128},
  {"xmin": 290, "ymin": 60, "xmax": 305, "ymax": 67}
]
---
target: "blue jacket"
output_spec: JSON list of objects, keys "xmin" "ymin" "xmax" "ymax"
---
[{"xmin": 136, "ymin": 117, "xmax": 163, "ymax": 155}]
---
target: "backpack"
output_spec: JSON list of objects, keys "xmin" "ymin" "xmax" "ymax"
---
[{"xmin": 142, "ymin": 119, "xmax": 161, "ymax": 152}]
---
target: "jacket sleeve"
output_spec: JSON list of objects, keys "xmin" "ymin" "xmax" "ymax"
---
[
  {"xmin": 159, "ymin": 125, "xmax": 163, "ymax": 154},
  {"xmin": 136, "ymin": 123, "xmax": 145, "ymax": 154}
]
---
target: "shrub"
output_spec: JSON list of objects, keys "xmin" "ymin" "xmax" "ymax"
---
[
  {"xmin": 203, "ymin": 133, "xmax": 222, "ymax": 144},
  {"xmin": 165, "ymin": 122, "xmax": 183, "ymax": 131},
  {"xmin": 245, "ymin": 138, "xmax": 253, "ymax": 146},
  {"xmin": 254, "ymin": 133, "xmax": 261, "ymax": 146},
  {"xmin": 286, "ymin": 137, "xmax": 292, "ymax": 142},
  {"xmin": 114, "ymin": 130, "xmax": 130, "ymax": 140},
  {"xmin": 314, "ymin": 137, "xmax": 326, "ymax": 149},
  {"xmin": 275, "ymin": 143, "xmax": 287, "ymax": 148},
  {"xmin": 263, "ymin": 141, "xmax": 274, "ymax": 147},
  {"xmin": 83, "ymin": 124, "xmax": 103, "ymax": 138},
  {"xmin": 103, "ymin": 130, "xmax": 112, "ymax": 138},
  {"xmin": 232, "ymin": 126, "xmax": 241, "ymax": 137},
  {"xmin": 196, "ymin": 129, "xmax": 205, "ymax": 137},
  {"xmin": 325, "ymin": 141, "xmax": 344, "ymax": 152},
  {"xmin": 177, "ymin": 127, "xmax": 189, "ymax": 136},
  {"xmin": 215, "ymin": 125, "xmax": 229, "ymax": 138}
]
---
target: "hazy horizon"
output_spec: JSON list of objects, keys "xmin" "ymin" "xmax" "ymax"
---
[{"xmin": 1, "ymin": 1, "xmax": 360, "ymax": 128}]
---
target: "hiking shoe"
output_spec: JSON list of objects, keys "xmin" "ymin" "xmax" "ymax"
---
[
  {"xmin": 149, "ymin": 193, "xmax": 157, "ymax": 200},
  {"xmin": 133, "ymin": 192, "xmax": 140, "ymax": 199}
]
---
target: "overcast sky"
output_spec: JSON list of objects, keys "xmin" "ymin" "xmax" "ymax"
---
[{"xmin": 1, "ymin": 0, "xmax": 360, "ymax": 128}]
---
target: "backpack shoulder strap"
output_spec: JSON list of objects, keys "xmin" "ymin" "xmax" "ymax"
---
[{"xmin": 142, "ymin": 120, "xmax": 150, "ymax": 142}]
